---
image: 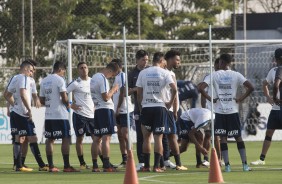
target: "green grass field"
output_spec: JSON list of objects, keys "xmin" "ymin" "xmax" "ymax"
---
[{"xmin": 0, "ymin": 141, "xmax": 282, "ymax": 184}]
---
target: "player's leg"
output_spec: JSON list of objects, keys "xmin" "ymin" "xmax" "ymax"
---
[
  {"xmin": 202, "ymin": 130, "xmax": 211, "ymax": 167},
  {"xmin": 116, "ymin": 114, "xmax": 127, "ymax": 167},
  {"xmin": 140, "ymin": 124, "xmax": 152, "ymax": 171},
  {"xmin": 195, "ymin": 130, "xmax": 204, "ymax": 168},
  {"xmin": 92, "ymin": 135, "xmax": 102, "ymax": 171},
  {"xmin": 235, "ymin": 136, "xmax": 251, "ymax": 171},
  {"xmin": 21, "ymin": 137, "xmax": 29, "ymax": 167},
  {"xmin": 134, "ymin": 113, "xmax": 144, "ymax": 170},
  {"xmin": 153, "ymin": 133, "xmax": 164, "ymax": 172}
]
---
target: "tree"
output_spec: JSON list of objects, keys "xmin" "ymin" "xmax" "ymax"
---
[{"xmin": 248, "ymin": 0, "xmax": 282, "ymax": 13}]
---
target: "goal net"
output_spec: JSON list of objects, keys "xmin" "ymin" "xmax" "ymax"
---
[{"xmin": 53, "ymin": 39, "xmax": 282, "ymax": 142}]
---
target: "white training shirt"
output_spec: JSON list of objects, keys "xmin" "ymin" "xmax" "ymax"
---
[
  {"xmin": 39, "ymin": 74, "xmax": 68, "ymax": 120},
  {"xmin": 163, "ymin": 69, "xmax": 179, "ymax": 112},
  {"xmin": 136, "ymin": 66, "xmax": 174, "ymax": 108},
  {"xmin": 7, "ymin": 74, "xmax": 34, "ymax": 117},
  {"xmin": 265, "ymin": 67, "xmax": 280, "ymax": 110},
  {"xmin": 180, "ymin": 108, "xmax": 212, "ymax": 129},
  {"xmin": 112, "ymin": 72, "xmax": 134, "ymax": 113},
  {"xmin": 204, "ymin": 69, "xmax": 247, "ymax": 114},
  {"xmin": 90, "ymin": 73, "xmax": 114, "ymax": 110},
  {"xmin": 67, "ymin": 77, "xmax": 94, "ymax": 118},
  {"xmin": 202, "ymin": 74, "xmax": 216, "ymax": 110}
]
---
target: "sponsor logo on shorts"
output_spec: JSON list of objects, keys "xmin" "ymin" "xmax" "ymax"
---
[
  {"xmin": 94, "ymin": 129, "xmax": 100, "ymax": 134},
  {"xmin": 155, "ymin": 127, "xmax": 165, "ymax": 133},
  {"xmin": 144, "ymin": 125, "xmax": 151, "ymax": 131},
  {"xmin": 179, "ymin": 129, "xmax": 188, "ymax": 135},
  {"xmin": 100, "ymin": 128, "xmax": 108, "ymax": 134},
  {"xmin": 228, "ymin": 130, "xmax": 239, "ymax": 136},
  {"xmin": 18, "ymin": 130, "xmax": 27, "ymax": 135},
  {"xmin": 44, "ymin": 131, "xmax": 51, "ymax": 137},
  {"xmin": 215, "ymin": 129, "xmax": 226, "ymax": 134},
  {"xmin": 11, "ymin": 128, "xmax": 17, "ymax": 133},
  {"xmin": 53, "ymin": 131, "xmax": 62, "ymax": 137}
]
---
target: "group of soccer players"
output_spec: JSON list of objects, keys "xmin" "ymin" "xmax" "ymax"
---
[{"xmin": 4, "ymin": 47, "xmax": 282, "ymax": 173}]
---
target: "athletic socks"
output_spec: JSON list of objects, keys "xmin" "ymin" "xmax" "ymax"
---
[
  {"xmin": 78, "ymin": 155, "xmax": 86, "ymax": 165},
  {"xmin": 160, "ymin": 156, "xmax": 164, "ymax": 167},
  {"xmin": 47, "ymin": 155, "xmax": 54, "ymax": 168},
  {"xmin": 221, "ymin": 143, "xmax": 229, "ymax": 165},
  {"xmin": 14, "ymin": 142, "xmax": 22, "ymax": 168},
  {"xmin": 174, "ymin": 154, "xmax": 181, "ymax": 166},
  {"xmin": 29, "ymin": 143, "xmax": 45, "ymax": 167},
  {"xmin": 103, "ymin": 157, "xmax": 110, "ymax": 168},
  {"xmin": 122, "ymin": 154, "xmax": 127, "ymax": 163},
  {"xmin": 237, "ymin": 141, "xmax": 247, "ymax": 164},
  {"xmin": 196, "ymin": 154, "xmax": 202, "ymax": 165},
  {"xmin": 21, "ymin": 156, "xmax": 26, "ymax": 165},
  {"xmin": 204, "ymin": 155, "xmax": 209, "ymax": 162},
  {"xmin": 259, "ymin": 154, "xmax": 266, "ymax": 161},
  {"xmin": 143, "ymin": 153, "xmax": 150, "ymax": 168},
  {"xmin": 63, "ymin": 154, "xmax": 70, "ymax": 168},
  {"xmin": 92, "ymin": 159, "xmax": 98, "ymax": 169},
  {"xmin": 153, "ymin": 152, "xmax": 162, "ymax": 168}
]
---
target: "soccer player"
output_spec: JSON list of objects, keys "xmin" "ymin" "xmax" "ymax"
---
[
  {"xmin": 4, "ymin": 60, "xmax": 48, "ymax": 172},
  {"xmin": 128, "ymin": 49, "xmax": 149, "ymax": 170},
  {"xmin": 112, "ymin": 59, "xmax": 134, "ymax": 167},
  {"xmin": 40, "ymin": 61, "xmax": 79, "ymax": 172},
  {"xmin": 161, "ymin": 50, "xmax": 186, "ymax": 170},
  {"xmin": 90, "ymin": 62, "xmax": 119, "ymax": 172},
  {"xmin": 252, "ymin": 48, "xmax": 282, "ymax": 165},
  {"xmin": 66, "ymin": 62, "xmax": 94, "ymax": 170},
  {"xmin": 136, "ymin": 52, "xmax": 177, "ymax": 172},
  {"xmin": 178, "ymin": 108, "xmax": 213, "ymax": 157},
  {"xmin": 198, "ymin": 53, "xmax": 254, "ymax": 172},
  {"xmin": 198, "ymin": 58, "xmax": 222, "ymax": 167}
]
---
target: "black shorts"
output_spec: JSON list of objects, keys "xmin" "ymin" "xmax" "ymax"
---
[
  {"xmin": 178, "ymin": 118, "xmax": 193, "ymax": 140},
  {"xmin": 94, "ymin": 109, "xmax": 116, "ymax": 136},
  {"xmin": 13, "ymin": 112, "xmax": 36, "ymax": 136},
  {"xmin": 267, "ymin": 110, "xmax": 282, "ymax": 129},
  {"xmin": 116, "ymin": 112, "xmax": 134, "ymax": 128},
  {"xmin": 164, "ymin": 111, "xmax": 177, "ymax": 135},
  {"xmin": 214, "ymin": 113, "xmax": 241, "ymax": 137},
  {"xmin": 9, "ymin": 111, "xmax": 17, "ymax": 136},
  {"xmin": 44, "ymin": 119, "xmax": 71, "ymax": 139},
  {"xmin": 140, "ymin": 107, "xmax": 167, "ymax": 134},
  {"xmin": 73, "ymin": 112, "xmax": 94, "ymax": 137}
]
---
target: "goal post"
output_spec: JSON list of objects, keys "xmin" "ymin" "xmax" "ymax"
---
[{"xmin": 53, "ymin": 39, "xmax": 282, "ymax": 142}]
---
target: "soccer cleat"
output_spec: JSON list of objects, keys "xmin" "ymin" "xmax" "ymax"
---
[
  {"xmin": 160, "ymin": 166, "xmax": 166, "ymax": 171},
  {"xmin": 49, "ymin": 167, "xmax": 60, "ymax": 172},
  {"xmin": 164, "ymin": 160, "xmax": 176, "ymax": 169},
  {"xmin": 39, "ymin": 164, "xmax": 49, "ymax": 171},
  {"xmin": 153, "ymin": 167, "xmax": 165, "ymax": 173},
  {"xmin": 138, "ymin": 166, "xmax": 151, "ymax": 172},
  {"xmin": 63, "ymin": 166, "xmax": 80, "ymax": 172},
  {"xmin": 16, "ymin": 167, "xmax": 33, "ymax": 172},
  {"xmin": 196, "ymin": 163, "xmax": 209, "ymax": 168},
  {"xmin": 103, "ymin": 167, "xmax": 117, "ymax": 172},
  {"xmin": 202, "ymin": 160, "xmax": 210, "ymax": 167},
  {"xmin": 92, "ymin": 168, "xmax": 101, "ymax": 172},
  {"xmin": 219, "ymin": 160, "xmax": 225, "ymax": 167},
  {"xmin": 176, "ymin": 165, "xmax": 188, "ymax": 170},
  {"xmin": 250, "ymin": 159, "xmax": 265, "ymax": 165},
  {"xmin": 176, "ymin": 165, "xmax": 188, "ymax": 171},
  {"xmin": 225, "ymin": 165, "xmax": 231, "ymax": 172},
  {"xmin": 243, "ymin": 164, "xmax": 252, "ymax": 171},
  {"xmin": 136, "ymin": 163, "xmax": 145, "ymax": 171},
  {"xmin": 115, "ymin": 161, "xmax": 127, "ymax": 168},
  {"xmin": 80, "ymin": 164, "xmax": 90, "ymax": 170}
]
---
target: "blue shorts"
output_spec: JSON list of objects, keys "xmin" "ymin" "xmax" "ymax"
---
[
  {"xmin": 214, "ymin": 113, "xmax": 241, "ymax": 137},
  {"xmin": 267, "ymin": 110, "xmax": 282, "ymax": 129},
  {"xmin": 94, "ymin": 109, "xmax": 116, "ymax": 136},
  {"xmin": 44, "ymin": 119, "xmax": 71, "ymax": 139},
  {"xmin": 140, "ymin": 107, "xmax": 167, "ymax": 134},
  {"xmin": 116, "ymin": 112, "xmax": 134, "ymax": 128},
  {"xmin": 9, "ymin": 111, "xmax": 17, "ymax": 136},
  {"xmin": 178, "ymin": 118, "xmax": 193, "ymax": 140},
  {"xmin": 13, "ymin": 112, "xmax": 36, "ymax": 136},
  {"xmin": 164, "ymin": 111, "xmax": 177, "ymax": 135},
  {"xmin": 73, "ymin": 112, "xmax": 94, "ymax": 136}
]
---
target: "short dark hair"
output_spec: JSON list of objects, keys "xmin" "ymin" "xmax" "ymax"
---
[
  {"xmin": 164, "ymin": 50, "xmax": 181, "ymax": 60},
  {"xmin": 135, "ymin": 50, "xmax": 148, "ymax": 60},
  {"xmin": 77, "ymin": 61, "xmax": 87, "ymax": 68},
  {"xmin": 153, "ymin": 52, "xmax": 164, "ymax": 63},
  {"xmin": 275, "ymin": 48, "xmax": 282, "ymax": 60},
  {"xmin": 214, "ymin": 58, "xmax": 220, "ymax": 64},
  {"xmin": 219, "ymin": 53, "xmax": 232, "ymax": 64},
  {"xmin": 53, "ymin": 61, "xmax": 66, "ymax": 72},
  {"xmin": 111, "ymin": 58, "xmax": 122, "ymax": 68},
  {"xmin": 20, "ymin": 59, "xmax": 35, "ymax": 69},
  {"xmin": 106, "ymin": 62, "xmax": 119, "ymax": 73}
]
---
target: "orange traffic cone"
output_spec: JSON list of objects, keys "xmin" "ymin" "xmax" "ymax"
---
[
  {"xmin": 124, "ymin": 150, "xmax": 139, "ymax": 184},
  {"xmin": 208, "ymin": 148, "xmax": 224, "ymax": 183}
]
